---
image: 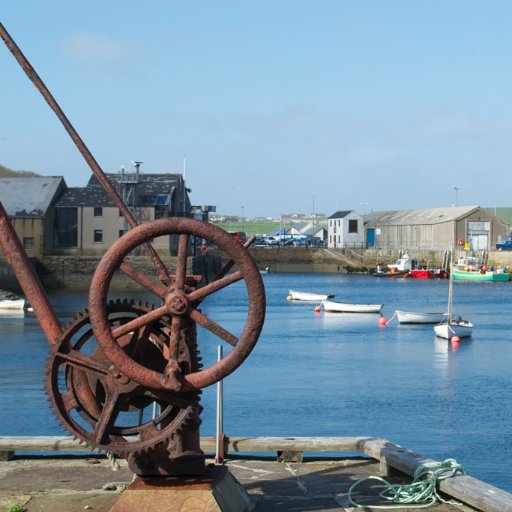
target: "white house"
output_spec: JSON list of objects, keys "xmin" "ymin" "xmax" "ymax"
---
[{"xmin": 327, "ymin": 210, "xmax": 364, "ymax": 249}]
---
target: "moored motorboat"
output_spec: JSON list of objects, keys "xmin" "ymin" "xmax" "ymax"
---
[
  {"xmin": 409, "ymin": 268, "xmax": 448, "ymax": 279},
  {"xmin": 288, "ymin": 289, "xmax": 334, "ymax": 302},
  {"xmin": 375, "ymin": 254, "xmax": 416, "ymax": 278},
  {"xmin": 396, "ymin": 310, "xmax": 446, "ymax": 324},
  {"xmin": 0, "ymin": 290, "xmax": 25, "ymax": 311},
  {"xmin": 452, "ymin": 254, "xmax": 510, "ymax": 282},
  {"xmin": 0, "ymin": 298, "xmax": 25, "ymax": 310},
  {"xmin": 322, "ymin": 299, "xmax": 383, "ymax": 313},
  {"xmin": 374, "ymin": 269, "xmax": 409, "ymax": 278},
  {"xmin": 451, "ymin": 268, "xmax": 510, "ymax": 282}
]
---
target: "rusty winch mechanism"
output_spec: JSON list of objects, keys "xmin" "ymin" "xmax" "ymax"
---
[{"xmin": 0, "ymin": 23, "xmax": 265, "ymax": 476}]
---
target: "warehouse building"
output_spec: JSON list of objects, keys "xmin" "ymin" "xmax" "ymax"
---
[{"xmin": 363, "ymin": 206, "xmax": 508, "ymax": 251}]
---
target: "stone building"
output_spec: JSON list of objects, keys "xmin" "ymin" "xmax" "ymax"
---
[
  {"xmin": 0, "ymin": 170, "xmax": 191, "ymax": 259},
  {"xmin": 0, "ymin": 176, "xmax": 66, "ymax": 259},
  {"xmin": 52, "ymin": 171, "xmax": 191, "ymax": 256},
  {"xmin": 327, "ymin": 210, "xmax": 364, "ymax": 249}
]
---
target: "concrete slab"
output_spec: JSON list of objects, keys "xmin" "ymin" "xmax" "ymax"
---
[{"xmin": 0, "ymin": 456, "xmax": 479, "ymax": 512}]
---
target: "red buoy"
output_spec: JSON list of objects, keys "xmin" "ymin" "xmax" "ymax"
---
[
  {"xmin": 378, "ymin": 316, "xmax": 387, "ymax": 327},
  {"xmin": 314, "ymin": 305, "xmax": 321, "ymax": 313},
  {"xmin": 451, "ymin": 336, "xmax": 460, "ymax": 343}
]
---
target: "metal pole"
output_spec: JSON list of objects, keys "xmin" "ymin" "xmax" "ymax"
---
[{"xmin": 215, "ymin": 345, "xmax": 224, "ymax": 464}]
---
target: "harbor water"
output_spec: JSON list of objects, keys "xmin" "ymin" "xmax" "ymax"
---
[{"xmin": 1, "ymin": 273, "xmax": 512, "ymax": 492}]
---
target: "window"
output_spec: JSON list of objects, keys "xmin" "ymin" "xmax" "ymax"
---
[
  {"xmin": 94, "ymin": 207, "xmax": 103, "ymax": 217},
  {"xmin": 349, "ymin": 219, "xmax": 358, "ymax": 233},
  {"xmin": 155, "ymin": 194, "xmax": 171, "ymax": 219},
  {"xmin": 94, "ymin": 230, "xmax": 103, "ymax": 243},
  {"xmin": 54, "ymin": 207, "xmax": 78, "ymax": 247},
  {"xmin": 154, "ymin": 194, "xmax": 170, "ymax": 206},
  {"xmin": 23, "ymin": 237, "xmax": 34, "ymax": 249}
]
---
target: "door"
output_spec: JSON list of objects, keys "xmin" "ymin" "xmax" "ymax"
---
[{"xmin": 366, "ymin": 228, "xmax": 375, "ymax": 248}]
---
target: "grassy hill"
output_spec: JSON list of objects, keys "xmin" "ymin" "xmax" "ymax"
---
[
  {"xmin": 0, "ymin": 163, "xmax": 39, "ymax": 177},
  {"xmin": 212, "ymin": 219, "xmax": 280, "ymax": 236},
  {"xmin": 486, "ymin": 207, "xmax": 512, "ymax": 227}
]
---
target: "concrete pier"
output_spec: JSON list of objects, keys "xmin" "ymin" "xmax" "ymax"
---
[{"xmin": 1, "ymin": 436, "xmax": 511, "ymax": 511}]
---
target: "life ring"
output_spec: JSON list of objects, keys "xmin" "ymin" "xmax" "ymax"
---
[
  {"xmin": 457, "ymin": 238, "xmax": 464, "ymax": 246},
  {"xmin": 200, "ymin": 245, "xmax": 208, "ymax": 255}
]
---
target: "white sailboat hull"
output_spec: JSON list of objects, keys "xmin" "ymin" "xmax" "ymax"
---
[
  {"xmin": 288, "ymin": 289, "xmax": 334, "ymax": 301},
  {"xmin": 434, "ymin": 321, "xmax": 473, "ymax": 339},
  {"xmin": 396, "ymin": 310, "xmax": 446, "ymax": 324},
  {"xmin": 322, "ymin": 299, "xmax": 383, "ymax": 313}
]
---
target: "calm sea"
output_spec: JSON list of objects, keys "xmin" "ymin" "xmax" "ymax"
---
[{"xmin": 1, "ymin": 273, "xmax": 512, "ymax": 492}]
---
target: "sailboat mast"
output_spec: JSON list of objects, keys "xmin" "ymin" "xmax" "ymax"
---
[{"xmin": 447, "ymin": 249, "xmax": 453, "ymax": 323}]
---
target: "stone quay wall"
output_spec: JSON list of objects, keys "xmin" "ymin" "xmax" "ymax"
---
[{"xmin": 1, "ymin": 248, "xmax": 512, "ymax": 290}]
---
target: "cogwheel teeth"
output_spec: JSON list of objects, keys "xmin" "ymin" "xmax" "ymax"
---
[{"xmin": 45, "ymin": 302, "xmax": 201, "ymax": 458}]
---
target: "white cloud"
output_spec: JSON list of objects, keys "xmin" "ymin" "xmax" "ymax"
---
[{"xmin": 61, "ymin": 31, "xmax": 144, "ymax": 72}]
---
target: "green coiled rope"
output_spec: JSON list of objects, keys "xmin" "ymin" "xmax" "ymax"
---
[{"xmin": 348, "ymin": 458, "xmax": 467, "ymax": 509}]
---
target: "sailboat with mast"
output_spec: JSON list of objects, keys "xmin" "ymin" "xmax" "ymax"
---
[{"xmin": 434, "ymin": 250, "xmax": 473, "ymax": 339}]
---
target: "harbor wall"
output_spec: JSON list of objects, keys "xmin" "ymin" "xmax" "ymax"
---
[{"xmin": 1, "ymin": 248, "xmax": 512, "ymax": 289}]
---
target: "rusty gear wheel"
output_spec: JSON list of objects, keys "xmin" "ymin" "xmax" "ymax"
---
[
  {"xmin": 88, "ymin": 217, "xmax": 265, "ymax": 392},
  {"xmin": 46, "ymin": 300, "xmax": 201, "ymax": 455}
]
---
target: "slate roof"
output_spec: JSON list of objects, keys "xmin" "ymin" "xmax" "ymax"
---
[
  {"xmin": 328, "ymin": 210, "xmax": 353, "ymax": 219},
  {"xmin": 0, "ymin": 176, "xmax": 65, "ymax": 217},
  {"xmin": 302, "ymin": 226, "xmax": 326, "ymax": 236},
  {"xmin": 54, "ymin": 173, "xmax": 181, "ymax": 207},
  {"xmin": 364, "ymin": 206, "xmax": 481, "ymax": 226}
]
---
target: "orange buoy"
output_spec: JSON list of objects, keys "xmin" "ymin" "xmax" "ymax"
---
[
  {"xmin": 378, "ymin": 316, "xmax": 387, "ymax": 327},
  {"xmin": 451, "ymin": 336, "xmax": 460, "ymax": 343},
  {"xmin": 314, "ymin": 305, "xmax": 321, "ymax": 313}
]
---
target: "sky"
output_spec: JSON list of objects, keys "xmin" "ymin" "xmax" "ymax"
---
[{"xmin": 1, "ymin": 1, "xmax": 512, "ymax": 219}]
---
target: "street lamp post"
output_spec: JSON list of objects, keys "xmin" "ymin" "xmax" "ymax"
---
[
  {"xmin": 453, "ymin": 186, "xmax": 460, "ymax": 206},
  {"xmin": 359, "ymin": 202, "xmax": 369, "ymax": 249},
  {"xmin": 312, "ymin": 195, "xmax": 316, "ymax": 229}
]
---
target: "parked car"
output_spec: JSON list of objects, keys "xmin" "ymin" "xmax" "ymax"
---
[
  {"xmin": 264, "ymin": 237, "xmax": 280, "ymax": 246},
  {"xmin": 496, "ymin": 239, "xmax": 512, "ymax": 250}
]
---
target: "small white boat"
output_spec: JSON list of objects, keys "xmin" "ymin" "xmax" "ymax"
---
[
  {"xmin": 0, "ymin": 298, "xmax": 25, "ymax": 310},
  {"xmin": 287, "ymin": 289, "xmax": 334, "ymax": 302},
  {"xmin": 322, "ymin": 299, "xmax": 383, "ymax": 314},
  {"xmin": 434, "ymin": 319, "xmax": 473, "ymax": 339},
  {"xmin": 396, "ymin": 310, "xmax": 446, "ymax": 324},
  {"xmin": 434, "ymin": 250, "xmax": 473, "ymax": 339}
]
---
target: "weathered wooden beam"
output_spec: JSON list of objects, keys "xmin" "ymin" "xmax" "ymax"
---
[
  {"xmin": 222, "ymin": 435, "xmax": 371, "ymax": 453},
  {"xmin": 0, "ymin": 435, "xmax": 373, "ymax": 455},
  {"xmin": 358, "ymin": 438, "xmax": 512, "ymax": 512}
]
